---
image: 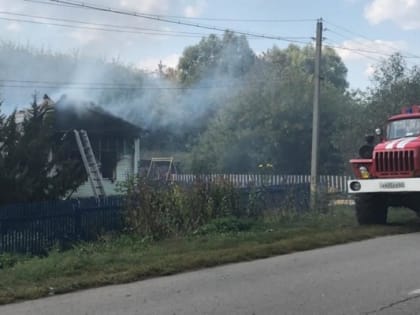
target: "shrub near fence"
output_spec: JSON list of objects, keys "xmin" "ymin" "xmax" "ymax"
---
[
  {"xmin": 0, "ymin": 197, "xmax": 123, "ymax": 254},
  {"xmin": 0, "ymin": 175, "xmax": 345, "ymax": 254},
  {"xmin": 122, "ymin": 176, "xmax": 311, "ymax": 240},
  {"xmin": 172, "ymin": 174, "xmax": 352, "ymax": 206}
]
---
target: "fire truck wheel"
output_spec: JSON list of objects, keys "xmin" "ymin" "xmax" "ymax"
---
[{"xmin": 355, "ymin": 194, "xmax": 388, "ymax": 225}]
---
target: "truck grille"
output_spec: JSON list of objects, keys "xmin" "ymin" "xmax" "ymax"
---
[{"xmin": 375, "ymin": 150, "xmax": 414, "ymax": 172}]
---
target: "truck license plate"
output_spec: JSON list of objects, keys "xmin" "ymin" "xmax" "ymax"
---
[{"xmin": 379, "ymin": 182, "xmax": 405, "ymax": 189}]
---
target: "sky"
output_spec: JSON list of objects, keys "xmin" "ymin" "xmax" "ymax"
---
[{"xmin": 0, "ymin": 0, "xmax": 419, "ymax": 91}]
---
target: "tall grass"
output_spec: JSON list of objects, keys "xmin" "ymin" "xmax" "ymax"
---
[
  {"xmin": 1, "ymin": 207, "xmax": 419, "ymax": 305},
  {"xmin": 120, "ymin": 176, "xmax": 268, "ymax": 239}
]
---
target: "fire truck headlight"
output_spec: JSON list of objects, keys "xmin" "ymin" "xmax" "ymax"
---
[
  {"xmin": 359, "ymin": 166, "xmax": 370, "ymax": 179},
  {"xmin": 350, "ymin": 181, "xmax": 361, "ymax": 191}
]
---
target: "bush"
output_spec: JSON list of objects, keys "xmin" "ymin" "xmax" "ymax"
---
[
  {"xmin": 120, "ymin": 176, "xmax": 310, "ymax": 240},
  {"xmin": 120, "ymin": 176, "xmax": 252, "ymax": 239},
  {"xmin": 0, "ymin": 253, "xmax": 27, "ymax": 269}
]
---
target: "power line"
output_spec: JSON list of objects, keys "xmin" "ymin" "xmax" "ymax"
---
[
  {"xmin": 0, "ymin": 78, "xmax": 220, "ymax": 90},
  {"xmin": 24, "ymin": 0, "xmax": 312, "ymax": 44},
  {"xmin": 0, "ymin": 11, "xmax": 311, "ymax": 40},
  {"xmin": 325, "ymin": 29, "xmax": 420, "ymax": 68},
  {"xmin": 26, "ymin": 0, "xmax": 316, "ymax": 23},
  {"xmin": 324, "ymin": 20, "xmax": 373, "ymax": 40},
  {"xmin": 0, "ymin": 81, "xmax": 260, "ymax": 91},
  {"xmin": 326, "ymin": 46, "xmax": 382, "ymax": 63},
  {"xmin": 325, "ymin": 28, "xmax": 400, "ymax": 61},
  {"xmin": 324, "ymin": 39, "xmax": 383, "ymax": 63},
  {"xmin": 326, "ymin": 42, "xmax": 420, "ymax": 59},
  {"xmin": 0, "ymin": 82, "xmax": 239, "ymax": 90},
  {"xmin": 0, "ymin": 77, "xmax": 306, "ymax": 91},
  {"xmin": 326, "ymin": 41, "xmax": 419, "ymax": 72},
  {"xmin": 0, "ymin": 84, "xmax": 234, "ymax": 90},
  {"xmin": 324, "ymin": 19, "xmax": 420, "ymax": 59},
  {"xmin": 157, "ymin": 17, "xmax": 317, "ymax": 23},
  {"xmin": 0, "ymin": 16, "xmax": 206, "ymax": 38},
  {"xmin": 0, "ymin": 78, "xmax": 144, "ymax": 87},
  {"xmin": 0, "ymin": 78, "xmax": 279, "ymax": 87},
  {"xmin": 0, "ymin": 11, "xmax": 213, "ymax": 37}
]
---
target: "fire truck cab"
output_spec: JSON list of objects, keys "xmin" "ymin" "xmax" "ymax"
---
[{"xmin": 348, "ymin": 105, "xmax": 420, "ymax": 224}]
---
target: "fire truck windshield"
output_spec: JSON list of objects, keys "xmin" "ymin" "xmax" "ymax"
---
[{"xmin": 387, "ymin": 118, "xmax": 420, "ymax": 139}]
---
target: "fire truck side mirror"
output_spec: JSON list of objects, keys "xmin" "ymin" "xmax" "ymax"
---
[{"xmin": 375, "ymin": 128, "xmax": 382, "ymax": 136}]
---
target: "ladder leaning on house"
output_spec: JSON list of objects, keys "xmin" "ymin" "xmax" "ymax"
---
[{"xmin": 73, "ymin": 130, "xmax": 106, "ymax": 198}]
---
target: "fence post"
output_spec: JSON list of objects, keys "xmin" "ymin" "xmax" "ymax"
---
[{"xmin": 74, "ymin": 203, "xmax": 82, "ymax": 240}]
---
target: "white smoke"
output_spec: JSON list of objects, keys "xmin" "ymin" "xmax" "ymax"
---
[{"xmin": 0, "ymin": 36, "xmax": 253, "ymax": 134}]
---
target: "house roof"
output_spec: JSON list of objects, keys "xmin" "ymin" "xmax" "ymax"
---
[{"xmin": 53, "ymin": 95, "xmax": 142, "ymax": 138}]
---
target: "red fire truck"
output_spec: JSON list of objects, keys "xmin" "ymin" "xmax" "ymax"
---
[{"xmin": 348, "ymin": 105, "xmax": 420, "ymax": 224}]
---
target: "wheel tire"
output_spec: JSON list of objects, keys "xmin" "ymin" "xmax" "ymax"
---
[{"xmin": 355, "ymin": 194, "xmax": 388, "ymax": 225}]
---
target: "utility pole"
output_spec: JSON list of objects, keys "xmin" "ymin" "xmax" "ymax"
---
[{"xmin": 310, "ymin": 18, "xmax": 323, "ymax": 210}]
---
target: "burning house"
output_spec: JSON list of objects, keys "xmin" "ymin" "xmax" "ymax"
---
[{"xmin": 28, "ymin": 95, "xmax": 142, "ymax": 198}]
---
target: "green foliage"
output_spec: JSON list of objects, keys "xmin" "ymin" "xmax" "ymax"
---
[
  {"xmin": 6, "ymin": 39, "xmax": 419, "ymax": 179},
  {"xmin": 188, "ymin": 44, "xmax": 353, "ymax": 174},
  {"xmin": 178, "ymin": 31, "xmax": 255, "ymax": 85},
  {"xmin": 0, "ymin": 253, "xmax": 28, "ymax": 269},
  {"xmin": 365, "ymin": 53, "xmax": 420, "ymax": 127},
  {"xmin": 121, "ymin": 176, "xmax": 264, "ymax": 239},
  {"xmin": 334, "ymin": 53, "xmax": 420, "ymax": 167},
  {"xmin": 0, "ymin": 96, "xmax": 85, "ymax": 204},
  {"xmin": 0, "ymin": 37, "xmax": 359, "ymax": 175},
  {"xmin": 0, "ymin": 207, "xmax": 418, "ymax": 305},
  {"xmin": 120, "ymin": 175, "xmax": 314, "ymax": 240}
]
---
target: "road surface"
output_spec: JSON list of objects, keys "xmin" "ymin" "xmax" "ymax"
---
[{"xmin": 2, "ymin": 233, "xmax": 420, "ymax": 314}]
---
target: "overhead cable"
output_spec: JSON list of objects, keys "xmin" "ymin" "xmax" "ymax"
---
[{"xmin": 24, "ymin": 0, "xmax": 312, "ymax": 44}]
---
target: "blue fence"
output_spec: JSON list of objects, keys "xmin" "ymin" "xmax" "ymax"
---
[
  {"xmin": 0, "ymin": 182, "xmax": 312, "ymax": 254},
  {"xmin": 0, "ymin": 197, "xmax": 123, "ymax": 254}
]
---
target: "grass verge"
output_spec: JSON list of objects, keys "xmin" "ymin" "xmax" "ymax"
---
[{"xmin": 0, "ymin": 206, "xmax": 419, "ymax": 305}]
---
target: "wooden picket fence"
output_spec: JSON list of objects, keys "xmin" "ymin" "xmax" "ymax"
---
[
  {"xmin": 0, "ymin": 197, "xmax": 123, "ymax": 254},
  {"xmin": 0, "ymin": 175, "xmax": 353, "ymax": 254},
  {"xmin": 171, "ymin": 174, "xmax": 351, "ymax": 193}
]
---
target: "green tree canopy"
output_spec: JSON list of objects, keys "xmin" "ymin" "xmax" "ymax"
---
[
  {"xmin": 188, "ymin": 44, "xmax": 354, "ymax": 174},
  {"xmin": 177, "ymin": 31, "xmax": 256, "ymax": 85},
  {"xmin": 0, "ymin": 96, "xmax": 85, "ymax": 204},
  {"xmin": 365, "ymin": 53, "xmax": 420, "ymax": 127}
]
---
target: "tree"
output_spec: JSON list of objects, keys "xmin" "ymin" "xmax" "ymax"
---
[
  {"xmin": 364, "ymin": 53, "xmax": 420, "ymax": 127},
  {"xmin": 177, "ymin": 31, "xmax": 256, "ymax": 85},
  {"xmin": 0, "ymin": 96, "xmax": 85, "ymax": 204},
  {"xmin": 188, "ymin": 44, "xmax": 354, "ymax": 174}
]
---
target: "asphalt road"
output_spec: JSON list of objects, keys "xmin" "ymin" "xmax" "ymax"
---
[{"xmin": 2, "ymin": 233, "xmax": 420, "ymax": 315}]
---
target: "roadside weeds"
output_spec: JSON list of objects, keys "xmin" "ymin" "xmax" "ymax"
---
[{"xmin": 0, "ymin": 206, "xmax": 419, "ymax": 305}]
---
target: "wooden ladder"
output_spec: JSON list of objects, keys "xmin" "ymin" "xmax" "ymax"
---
[{"xmin": 74, "ymin": 130, "xmax": 106, "ymax": 198}]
